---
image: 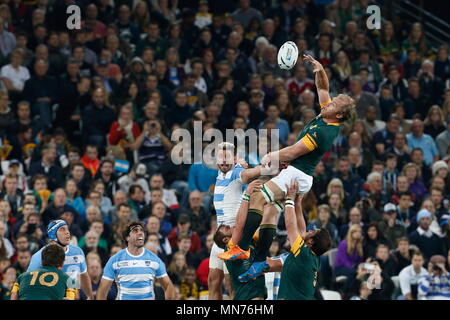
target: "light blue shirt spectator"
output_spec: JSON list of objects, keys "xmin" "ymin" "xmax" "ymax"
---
[
  {"xmin": 188, "ymin": 162, "xmax": 218, "ymax": 192},
  {"xmin": 406, "ymin": 133, "xmax": 438, "ymax": 166},
  {"xmin": 67, "ymin": 197, "xmax": 86, "ymax": 219},
  {"xmin": 259, "ymin": 118, "xmax": 290, "ymax": 145}
]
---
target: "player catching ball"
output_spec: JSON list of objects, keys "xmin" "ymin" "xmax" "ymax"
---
[{"xmin": 219, "ymin": 54, "xmax": 355, "ymax": 261}]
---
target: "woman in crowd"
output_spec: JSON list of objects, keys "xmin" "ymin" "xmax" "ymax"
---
[
  {"xmin": 424, "ymin": 105, "xmax": 446, "ymax": 139},
  {"xmin": 402, "ymin": 163, "xmax": 427, "ymax": 201},
  {"xmin": 363, "ymin": 222, "xmax": 391, "ymax": 259},
  {"xmin": 167, "ymin": 251, "xmax": 188, "ymax": 286},
  {"xmin": 335, "ymin": 224, "xmax": 365, "ymax": 291}
]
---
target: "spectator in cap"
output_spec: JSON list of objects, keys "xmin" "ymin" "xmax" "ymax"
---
[
  {"xmin": 431, "ymin": 160, "xmax": 449, "ymax": 179},
  {"xmin": 95, "ymin": 59, "xmax": 120, "ymax": 95},
  {"xmin": 418, "ymin": 254, "xmax": 450, "ymax": 300},
  {"xmin": 117, "ymin": 163, "xmax": 150, "ymax": 196},
  {"xmin": 409, "ymin": 209, "xmax": 446, "ymax": 261},
  {"xmin": 378, "ymin": 203, "xmax": 407, "ymax": 248},
  {"xmin": 168, "ymin": 214, "xmax": 202, "ymax": 254}
]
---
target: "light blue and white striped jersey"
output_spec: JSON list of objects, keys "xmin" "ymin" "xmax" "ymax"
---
[
  {"xmin": 27, "ymin": 244, "xmax": 87, "ymax": 280},
  {"xmin": 103, "ymin": 248, "xmax": 167, "ymax": 300},
  {"xmin": 265, "ymin": 253, "xmax": 289, "ymax": 300},
  {"xmin": 213, "ymin": 164, "xmax": 245, "ymax": 227},
  {"xmin": 418, "ymin": 274, "xmax": 450, "ymax": 300}
]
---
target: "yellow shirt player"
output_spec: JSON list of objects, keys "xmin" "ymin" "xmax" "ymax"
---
[
  {"xmin": 11, "ymin": 244, "xmax": 76, "ymax": 300},
  {"xmin": 277, "ymin": 181, "xmax": 332, "ymax": 300}
]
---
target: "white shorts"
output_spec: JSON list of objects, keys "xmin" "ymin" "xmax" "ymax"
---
[
  {"xmin": 209, "ymin": 242, "xmax": 229, "ymax": 275},
  {"xmin": 263, "ymin": 165, "xmax": 313, "ymax": 203}
]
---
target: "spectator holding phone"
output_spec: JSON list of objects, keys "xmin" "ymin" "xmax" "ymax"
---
[
  {"xmin": 130, "ymin": 119, "xmax": 173, "ymax": 176},
  {"xmin": 418, "ymin": 254, "xmax": 450, "ymax": 300}
]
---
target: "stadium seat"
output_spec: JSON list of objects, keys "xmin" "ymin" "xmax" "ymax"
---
[
  {"xmin": 327, "ymin": 248, "xmax": 338, "ymax": 269},
  {"xmin": 326, "ymin": 248, "xmax": 348, "ymax": 290},
  {"xmin": 320, "ymin": 290, "xmax": 342, "ymax": 300},
  {"xmin": 391, "ymin": 276, "xmax": 401, "ymax": 299}
]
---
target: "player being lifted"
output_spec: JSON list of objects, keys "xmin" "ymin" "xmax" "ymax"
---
[
  {"xmin": 219, "ymin": 54, "xmax": 355, "ymax": 261},
  {"xmin": 209, "ymin": 142, "xmax": 263, "ymax": 299}
]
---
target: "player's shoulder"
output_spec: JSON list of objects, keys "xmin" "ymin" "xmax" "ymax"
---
[
  {"xmin": 143, "ymin": 248, "xmax": 163, "ymax": 263},
  {"xmin": 67, "ymin": 244, "xmax": 85, "ymax": 256}
]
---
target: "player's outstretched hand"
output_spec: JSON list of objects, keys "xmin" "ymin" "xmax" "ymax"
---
[
  {"xmin": 303, "ymin": 54, "xmax": 322, "ymax": 73},
  {"xmin": 246, "ymin": 179, "xmax": 263, "ymax": 194},
  {"xmin": 286, "ymin": 180, "xmax": 298, "ymax": 199}
]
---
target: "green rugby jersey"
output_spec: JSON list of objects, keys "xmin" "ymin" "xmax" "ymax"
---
[
  {"xmin": 277, "ymin": 236, "xmax": 320, "ymax": 300},
  {"xmin": 290, "ymin": 115, "xmax": 341, "ymax": 176},
  {"xmin": 225, "ymin": 244, "xmax": 267, "ymax": 300},
  {"xmin": 12, "ymin": 266, "xmax": 75, "ymax": 300}
]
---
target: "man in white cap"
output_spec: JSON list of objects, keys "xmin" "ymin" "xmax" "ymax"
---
[
  {"xmin": 378, "ymin": 203, "xmax": 406, "ymax": 246},
  {"xmin": 408, "ymin": 209, "xmax": 446, "ymax": 261}
]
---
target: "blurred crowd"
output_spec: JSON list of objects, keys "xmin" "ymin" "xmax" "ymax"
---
[{"xmin": 0, "ymin": 0, "xmax": 449, "ymax": 300}]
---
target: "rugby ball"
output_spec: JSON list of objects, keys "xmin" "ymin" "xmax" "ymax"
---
[{"xmin": 278, "ymin": 41, "xmax": 299, "ymax": 70}]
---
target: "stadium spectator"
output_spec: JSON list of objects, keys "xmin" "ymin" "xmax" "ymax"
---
[
  {"xmin": 409, "ymin": 209, "xmax": 446, "ymax": 261},
  {"xmin": 398, "ymin": 251, "xmax": 427, "ymax": 300},
  {"xmin": 418, "ymin": 254, "xmax": 450, "ymax": 300},
  {"xmin": 335, "ymin": 224, "xmax": 364, "ymax": 284},
  {"xmin": 407, "ymin": 119, "xmax": 439, "ymax": 166}
]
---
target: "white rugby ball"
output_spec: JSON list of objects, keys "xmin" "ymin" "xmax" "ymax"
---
[{"xmin": 277, "ymin": 41, "xmax": 299, "ymax": 70}]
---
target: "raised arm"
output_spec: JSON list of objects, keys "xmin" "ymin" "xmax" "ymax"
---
[
  {"xmin": 230, "ymin": 180, "xmax": 263, "ymax": 246},
  {"xmin": 261, "ymin": 140, "xmax": 312, "ymax": 167},
  {"xmin": 284, "ymin": 181, "xmax": 300, "ymax": 246},
  {"xmin": 303, "ymin": 54, "xmax": 332, "ymax": 108},
  {"xmin": 295, "ymin": 194, "xmax": 307, "ymax": 237}
]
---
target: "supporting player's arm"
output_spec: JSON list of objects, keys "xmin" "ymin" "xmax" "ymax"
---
[
  {"xmin": 295, "ymin": 194, "xmax": 307, "ymax": 237},
  {"xmin": 230, "ymin": 180, "xmax": 263, "ymax": 246},
  {"xmin": 96, "ymin": 278, "xmax": 113, "ymax": 300},
  {"xmin": 284, "ymin": 181, "xmax": 300, "ymax": 245},
  {"xmin": 303, "ymin": 54, "xmax": 331, "ymax": 108},
  {"xmin": 158, "ymin": 275, "xmax": 175, "ymax": 300},
  {"xmin": 80, "ymin": 272, "xmax": 94, "ymax": 300}
]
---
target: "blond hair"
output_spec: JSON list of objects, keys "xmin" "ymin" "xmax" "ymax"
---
[
  {"xmin": 346, "ymin": 224, "xmax": 363, "ymax": 257},
  {"xmin": 337, "ymin": 94, "xmax": 356, "ymax": 122},
  {"xmin": 402, "ymin": 162, "xmax": 421, "ymax": 179},
  {"xmin": 327, "ymin": 178, "xmax": 345, "ymax": 199}
]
